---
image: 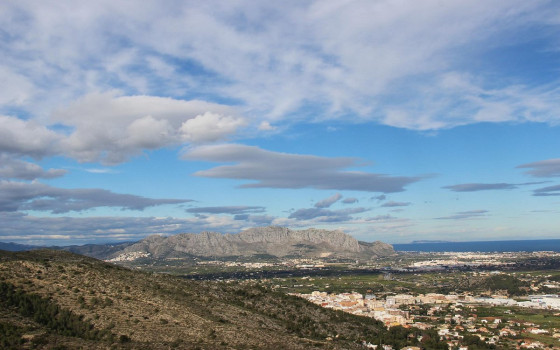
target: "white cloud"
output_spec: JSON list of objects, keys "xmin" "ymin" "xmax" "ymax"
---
[
  {"xmin": 1, "ymin": 1, "xmax": 558, "ymax": 132},
  {"xmin": 54, "ymin": 92, "xmax": 242, "ymax": 164},
  {"xmin": 180, "ymin": 112, "xmax": 246, "ymax": 143},
  {"xmin": 0, "ymin": 66, "xmax": 35, "ymax": 106},
  {"xmin": 257, "ymin": 121, "xmax": 276, "ymax": 131},
  {"xmin": 0, "ymin": 115, "xmax": 61, "ymax": 158},
  {"xmin": 0, "ymin": 154, "xmax": 66, "ymax": 180}
]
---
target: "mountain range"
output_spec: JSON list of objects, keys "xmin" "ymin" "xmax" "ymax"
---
[
  {"xmin": 0, "ymin": 226, "xmax": 394, "ymax": 261},
  {"xmin": 113, "ymin": 226, "xmax": 394, "ymax": 260}
]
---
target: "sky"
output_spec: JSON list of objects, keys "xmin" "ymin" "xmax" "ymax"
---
[{"xmin": 1, "ymin": 0, "xmax": 560, "ymax": 245}]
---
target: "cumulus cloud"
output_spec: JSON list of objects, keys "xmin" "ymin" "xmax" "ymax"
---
[
  {"xmin": 435, "ymin": 210, "xmax": 489, "ymax": 220},
  {"xmin": 0, "ymin": 154, "xmax": 66, "ymax": 180},
  {"xmin": 184, "ymin": 144, "xmax": 423, "ymax": 192},
  {"xmin": 517, "ymin": 158, "xmax": 560, "ymax": 177},
  {"xmin": 314, "ymin": 193, "xmax": 342, "ymax": 208},
  {"xmin": 258, "ymin": 121, "xmax": 276, "ymax": 131},
  {"xmin": 0, "ymin": 115, "xmax": 61, "ymax": 158},
  {"xmin": 180, "ymin": 112, "xmax": 246, "ymax": 143},
  {"xmin": 381, "ymin": 201, "xmax": 410, "ymax": 208},
  {"xmin": 187, "ymin": 206, "xmax": 265, "ymax": 215},
  {"xmin": 54, "ymin": 92, "xmax": 243, "ymax": 164},
  {"xmin": 0, "ymin": 180, "xmax": 191, "ymax": 213}
]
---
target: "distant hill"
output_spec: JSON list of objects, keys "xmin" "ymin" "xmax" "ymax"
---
[
  {"xmin": 0, "ymin": 249, "xmax": 441, "ymax": 349},
  {"xmin": 0, "ymin": 241, "xmax": 136, "ymax": 259},
  {"xmin": 62, "ymin": 241, "xmax": 135, "ymax": 259},
  {"xmin": 0, "ymin": 241, "xmax": 40, "ymax": 251},
  {"xmin": 113, "ymin": 226, "xmax": 394, "ymax": 260}
]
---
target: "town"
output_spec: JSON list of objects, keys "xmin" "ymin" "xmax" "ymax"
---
[{"xmin": 293, "ymin": 289, "xmax": 560, "ymax": 349}]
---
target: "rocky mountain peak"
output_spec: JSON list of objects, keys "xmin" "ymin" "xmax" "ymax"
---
[{"xmin": 116, "ymin": 226, "xmax": 394, "ymax": 259}]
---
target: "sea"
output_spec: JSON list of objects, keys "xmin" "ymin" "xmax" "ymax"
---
[{"xmin": 392, "ymin": 239, "xmax": 560, "ymax": 253}]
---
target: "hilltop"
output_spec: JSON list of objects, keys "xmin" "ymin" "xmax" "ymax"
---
[{"xmin": 0, "ymin": 249, "xmax": 440, "ymax": 349}]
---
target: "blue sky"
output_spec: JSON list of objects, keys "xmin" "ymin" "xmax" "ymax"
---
[{"xmin": 1, "ymin": 1, "xmax": 559, "ymax": 245}]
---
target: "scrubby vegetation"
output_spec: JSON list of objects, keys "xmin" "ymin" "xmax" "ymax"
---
[
  {"xmin": 0, "ymin": 281, "xmax": 111, "ymax": 341},
  {"xmin": 0, "ymin": 249, "xmax": 448, "ymax": 349}
]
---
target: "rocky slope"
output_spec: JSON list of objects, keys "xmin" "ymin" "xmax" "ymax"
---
[
  {"xmin": 0, "ymin": 249, "xmax": 438, "ymax": 349},
  {"xmin": 117, "ymin": 226, "xmax": 394, "ymax": 259}
]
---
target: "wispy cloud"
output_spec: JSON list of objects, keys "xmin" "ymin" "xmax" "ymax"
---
[
  {"xmin": 533, "ymin": 184, "xmax": 560, "ymax": 196},
  {"xmin": 84, "ymin": 168, "xmax": 119, "ymax": 174},
  {"xmin": 443, "ymin": 182, "xmax": 547, "ymax": 192},
  {"xmin": 381, "ymin": 201, "xmax": 411, "ymax": 208},
  {"xmin": 443, "ymin": 183, "xmax": 517, "ymax": 192},
  {"xmin": 187, "ymin": 206, "xmax": 265, "ymax": 215},
  {"xmin": 435, "ymin": 210, "xmax": 489, "ymax": 220},
  {"xmin": 1, "ymin": 1, "xmax": 559, "ymax": 133}
]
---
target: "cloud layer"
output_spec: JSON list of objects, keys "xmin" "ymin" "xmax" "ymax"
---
[
  {"xmin": 0, "ymin": 181, "xmax": 191, "ymax": 214},
  {"xmin": 185, "ymin": 144, "xmax": 422, "ymax": 193},
  {"xmin": 0, "ymin": 154, "xmax": 66, "ymax": 180},
  {"xmin": 2, "ymin": 1, "xmax": 559, "ymax": 131}
]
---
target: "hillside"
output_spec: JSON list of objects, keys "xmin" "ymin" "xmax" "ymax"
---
[
  {"xmin": 113, "ymin": 226, "xmax": 394, "ymax": 260},
  {"xmin": 0, "ymin": 249, "xmax": 442, "ymax": 349}
]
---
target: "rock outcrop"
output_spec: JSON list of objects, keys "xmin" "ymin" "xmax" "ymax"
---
[{"xmin": 117, "ymin": 226, "xmax": 394, "ymax": 259}]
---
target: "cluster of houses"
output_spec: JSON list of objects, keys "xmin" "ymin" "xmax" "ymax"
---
[
  {"xmin": 294, "ymin": 291, "xmax": 560, "ymax": 349},
  {"xmin": 107, "ymin": 251, "xmax": 151, "ymax": 262}
]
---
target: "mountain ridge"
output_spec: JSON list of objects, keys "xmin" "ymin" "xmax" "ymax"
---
[{"xmin": 116, "ymin": 226, "xmax": 394, "ymax": 260}]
